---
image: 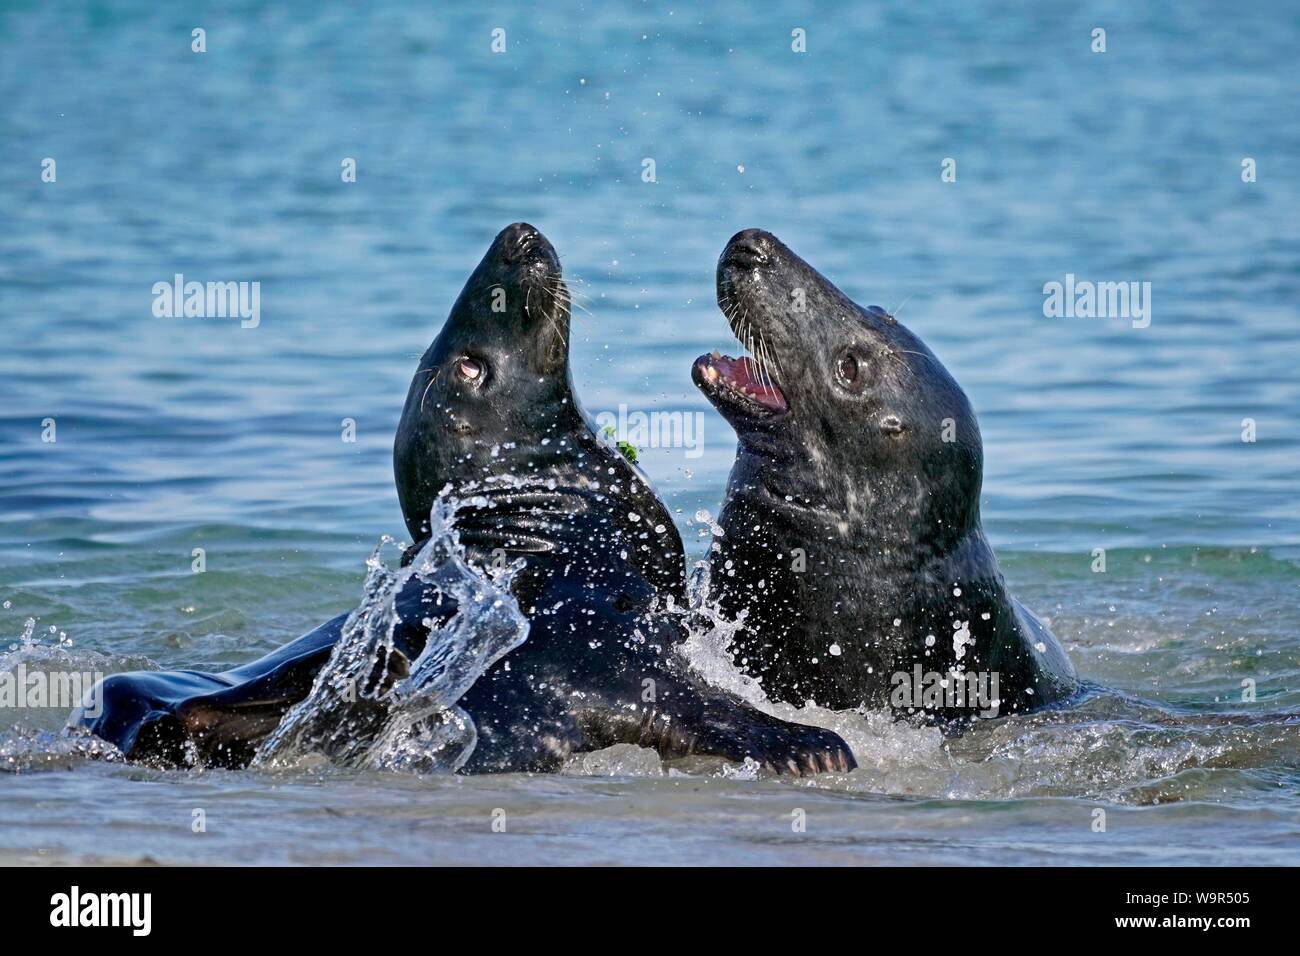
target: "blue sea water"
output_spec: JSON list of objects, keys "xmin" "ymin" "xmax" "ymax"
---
[{"xmin": 0, "ymin": 1, "xmax": 1297, "ymax": 865}]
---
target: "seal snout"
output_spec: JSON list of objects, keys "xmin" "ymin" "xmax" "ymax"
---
[
  {"xmin": 496, "ymin": 221, "xmax": 559, "ymax": 272},
  {"xmin": 702, "ymin": 229, "xmax": 795, "ymax": 425},
  {"xmin": 720, "ymin": 228, "xmax": 776, "ymax": 272}
]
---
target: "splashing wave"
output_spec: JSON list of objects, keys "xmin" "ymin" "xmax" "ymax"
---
[{"xmin": 254, "ymin": 496, "xmax": 528, "ymax": 773}]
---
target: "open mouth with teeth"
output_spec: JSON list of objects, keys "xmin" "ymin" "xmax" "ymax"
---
[{"xmin": 693, "ymin": 350, "xmax": 789, "ymax": 416}]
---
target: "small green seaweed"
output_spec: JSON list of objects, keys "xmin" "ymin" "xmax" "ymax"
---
[{"xmin": 602, "ymin": 426, "xmax": 639, "ymax": 464}]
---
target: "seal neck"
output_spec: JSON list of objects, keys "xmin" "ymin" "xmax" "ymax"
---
[
  {"xmin": 728, "ymin": 444, "xmax": 981, "ymax": 562},
  {"xmin": 402, "ymin": 431, "xmax": 687, "ymax": 604}
]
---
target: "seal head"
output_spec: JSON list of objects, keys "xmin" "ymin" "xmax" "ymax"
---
[{"xmin": 694, "ymin": 228, "xmax": 981, "ymax": 551}]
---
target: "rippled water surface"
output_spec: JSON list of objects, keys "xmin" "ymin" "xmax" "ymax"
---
[{"xmin": 1, "ymin": 2, "xmax": 1297, "ymax": 865}]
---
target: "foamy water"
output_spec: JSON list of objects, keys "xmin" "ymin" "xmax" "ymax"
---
[
  {"xmin": 255, "ymin": 499, "xmax": 528, "ymax": 774},
  {"xmin": 1, "ymin": 534, "xmax": 1296, "ymax": 865}
]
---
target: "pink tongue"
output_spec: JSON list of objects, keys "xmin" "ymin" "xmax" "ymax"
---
[{"xmin": 721, "ymin": 356, "xmax": 787, "ymax": 411}]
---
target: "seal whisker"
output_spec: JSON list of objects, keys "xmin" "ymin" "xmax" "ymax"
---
[
  {"xmin": 558, "ymin": 281, "xmax": 593, "ymax": 303},
  {"xmin": 719, "ymin": 293, "xmax": 740, "ymax": 339},
  {"xmin": 539, "ymin": 285, "xmax": 576, "ymax": 343},
  {"xmin": 883, "ymin": 348, "xmax": 941, "ymax": 377},
  {"xmin": 740, "ymin": 311, "xmax": 757, "ymax": 376},
  {"xmin": 718, "ymin": 294, "xmax": 782, "ymax": 393},
  {"xmin": 542, "ymin": 280, "xmax": 587, "ymax": 333},
  {"xmin": 876, "ymin": 350, "xmax": 924, "ymax": 387},
  {"xmin": 544, "ymin": 275, "xmax": 588, "ymax": 312},
  {"xmin": 745, "ymin": 307, "xmax": 770, "ymax": 388},
  {"xmin": 419, "ymin": 366, "xmax": 443, "ymax": 412},
  {"xmin": 758, "ymin": 334, "xmax": 777, "ymax": 392},
  {"xmin": 549, "ymin": 278, "xmax": 590, "ymax": 313},
  {"xmin": 558, "ymin": 272, "xmax": 593, "ymax": 296},
  {"xmin": 742, "ymin": 307, "xmax": 770, "ymax": 389}
]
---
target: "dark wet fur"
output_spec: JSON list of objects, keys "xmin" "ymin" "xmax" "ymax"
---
[
  {"xmin": 694, "ymin": 229, "xmax": 1078, "ymax": 718},
  {"xmin": 78, "ymin": 224, "xmax": 854, "ymax": 776}
]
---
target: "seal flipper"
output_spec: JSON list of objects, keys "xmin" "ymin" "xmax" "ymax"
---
[
  {"xmin": 79, "ymin": 581, "xmax": 452, "ymax": 768},
  {"xmin": 75, "ymin": 613, "xmax": 351, "ymax": 767},
  {"xmin": 75, "ymin": 669, "xmax": 235, "ymax": 767},
  {"xmin": 579, "ymin": 680, "xmax": 857, "ymax": 776},
  {"xmin": 175, "ymin": 578, "xmax": 456, "ymax": 766}
]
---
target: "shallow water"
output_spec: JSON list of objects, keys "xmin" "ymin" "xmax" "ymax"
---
[{"xmin": 1, "ymin": 2, "xmax": 1297, "ymax": 865}]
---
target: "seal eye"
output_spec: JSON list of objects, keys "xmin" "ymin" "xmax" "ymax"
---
[
  {"xmin": 837, "ymin": 353, "xmax": 859, "ymax": 384},
  {"xmin": 456, "ymin": 357, "xmax": 484, "ymax": 382}
]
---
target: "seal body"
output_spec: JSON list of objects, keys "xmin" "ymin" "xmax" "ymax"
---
[
  {"xmin": 391, "ymin": 223, "xmax": 852, "ymax": 773},
  {"xmin": 79, "ymin": 224, "xmax": 854, "ymax": 775},
  {"xmin": 692, "ymin": 229, "xmax": 1076, "ymax": 719}
]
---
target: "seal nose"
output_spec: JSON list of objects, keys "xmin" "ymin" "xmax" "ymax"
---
[
  {"xmin": 497, "ymin": 221, "xmax": 559, "ymax": 272},
  {"xmin": 721, "ymin": 228, "xmax": 776, "ymax": 271},
  {"xmin": 498, "ymin": 222, "xmax": 542, "ymax": 264}
]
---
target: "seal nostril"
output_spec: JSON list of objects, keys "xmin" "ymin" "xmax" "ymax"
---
[
  {"xmin": 720, "ymin": 229, "xmax": 778, "ymax": 274},
  {"xmin": 506, "ymin": 235, "xmax": 534, "ymax": 264},
  {"xmin": 500, "ymin": 223, "xmax": 541, "ymax": 264},
  {"xmin": 725, "ymin": 240, "xmax": 769, "ymax": 271}
]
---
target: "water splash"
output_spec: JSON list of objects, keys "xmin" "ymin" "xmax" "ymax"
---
[
  {"xmin": 673, "ymin": 561, "xmax": 951, "ymax": 782},
  {"xmin": 672, "ymin": 561, "xmax": 1300, "ymax": 802},
  {"xmin": 0, "ymin": 616, "xmax": 128, "ymax": 738},
  {"xmin": 0, "ymin": 726, "xmax": 123, "ymax": 773},
  {"xmin": 254, "ymin": 496, "xmax": 528, "ymax": 773},
  {"xmin": 0, "ymin": 616, "xmax": 103, "ymax": 675},
  {"xmin": 675, "ymin": 561, "xmax": 764, "ymax": 703}
]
